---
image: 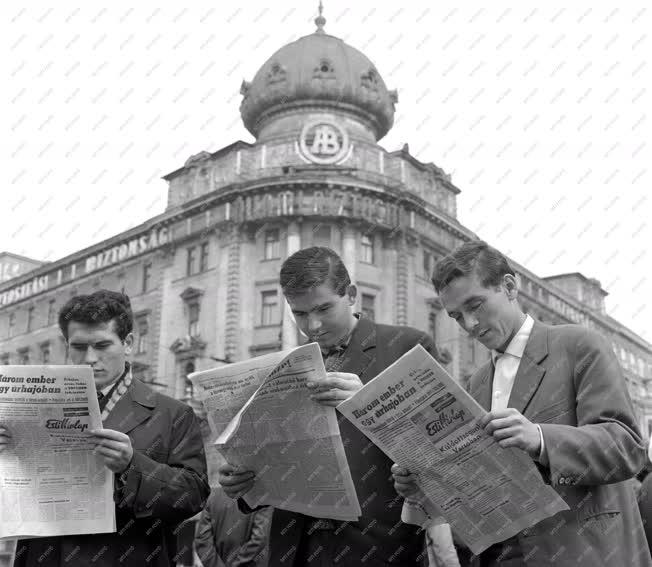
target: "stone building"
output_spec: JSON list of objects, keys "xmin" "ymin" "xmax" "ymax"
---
[{"xmin": 1, "ymin": 7, "xmax": 651, "ymax": 489}]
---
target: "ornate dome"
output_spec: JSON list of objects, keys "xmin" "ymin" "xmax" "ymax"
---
[{"xmin": 239, "ymin": 14, "xmax": 397, "ymax": 141}]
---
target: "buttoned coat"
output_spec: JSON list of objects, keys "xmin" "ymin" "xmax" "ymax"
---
[
  {"xmin": 468, "ymin": 322, "xmax": 651, "ymax": 566},
  {"xmin": 14, "ymin": 378, "xmax": 210, "ymax": 567},
  {"xmin": 261, "ymin": 317, "xmax": 439, "ymax": 566}
]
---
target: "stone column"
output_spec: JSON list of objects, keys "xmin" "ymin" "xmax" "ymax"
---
[
  {"xmin": 342, "ymin": 223, "xmax": 357, "ymax": 285},
  {"xmin": 395, "ymin": 232, "xmax": 408, "ymax": 326},
  {"xmin": 224, "ymin": 225, "xmax": 242, "ymax": 362},
  {"xmin": 281, "ymin": 221, "xmax": 301, "ymax": 350}
]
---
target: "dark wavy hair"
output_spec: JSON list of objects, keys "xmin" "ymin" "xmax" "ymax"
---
[
  {"xmin": 432, "ymin": 240, "xmax": 515, "ymax": 293},
  {"xmin": 58, "ymin": 290, "xmax": 133, "ymax": 341},
  {"xmin": 280, "ymin": 246, "xmax": 351, "ymax": 298}
]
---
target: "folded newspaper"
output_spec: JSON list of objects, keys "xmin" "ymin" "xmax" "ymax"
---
[
  {"xmin": 0, "ymin": 365, "xmax": 116, "ymax": 540},
  {"xmin": 337, "ymin": 345, "xmax": 569, "ymax": 555},
  {"xmin": 190, "ymin": 342, "xmax": 361, "ymax": 521}
]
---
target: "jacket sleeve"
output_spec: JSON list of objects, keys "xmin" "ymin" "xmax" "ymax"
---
[
  {"xmin": 233, "ymin": 506, "xmax": 273, "ymax": 566},
  {"xmin": 116, "ymin": 404, "xmax": 210, "ymax": 523},
  {"xmin": 539, "ymin": 329, "xmax": 645, "ymax": 486},
  {"xmin": 194, "ymin": 494, "xmax": 226, "ymax": 567}
]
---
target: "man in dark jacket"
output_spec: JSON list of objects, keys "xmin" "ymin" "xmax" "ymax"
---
[
  {"xmin": 219, "ymin": 247, "xmax": 447, "ymax": 566},
  {"xmin": 1, "ymin": 290, "xmax": 210, "ymax": 567}
]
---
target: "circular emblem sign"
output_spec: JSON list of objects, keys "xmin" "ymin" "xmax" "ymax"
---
[{"xmin": 299, "ymin": 119, "xmax": 350, "ymax": 165}]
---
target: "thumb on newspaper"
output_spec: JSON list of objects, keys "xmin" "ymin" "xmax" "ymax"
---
[
  {"xmin": 0, "ymin": 426, "xmax": 12, "ymax": 452},
  {"xmin": 392, "ymin": 463, "xmax": 419, "ymax": 498}
]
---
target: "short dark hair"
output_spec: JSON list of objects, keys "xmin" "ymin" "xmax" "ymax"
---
[
  {"xmin": 280, "ymin": 246, "xmax": 351, "ymax": 298},
  {"xmin": 432, "ymin": 240, "xmax": 515, "ymax": 293},
  {"xmin": 58, "ymin": 290, "xmax": 133, "ymax": 341}
]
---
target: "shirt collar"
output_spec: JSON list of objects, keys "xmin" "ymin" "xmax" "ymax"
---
[
  {"xmin": 100, "ymin": 362, "xmax": 131, "ymax": 396},
  {"xmin": 321, "ymin": 313, "xmax": 360, "ymax": 356},
  {"xmin": 491, "ymin": 314, "xmax": 534, "ymax": 365}
]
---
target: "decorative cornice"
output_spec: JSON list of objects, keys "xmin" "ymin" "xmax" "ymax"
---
[
  {"xmin": 180, "ymin": 287, "xmax": 204, "ymax": 303},
  {"xmin": 170, "ymin": 335, "xmax": 207, "ymax": 356}
]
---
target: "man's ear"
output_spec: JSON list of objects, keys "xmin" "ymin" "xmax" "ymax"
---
[
  {"xmin": 346, "ymin": 284, "xmax": 357, "ymax": 306},
  {"xmin": 503, "ymin": 274, "xmax": 518, "ymax": 300},
  {"xmin": 123, "ymin": 332, "xmax": 134, "ymax": 355}
]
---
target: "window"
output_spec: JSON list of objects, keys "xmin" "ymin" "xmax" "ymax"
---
[
  {"xmin": 261, "ymin": 290, "xmax": 279, "ymax": 326},
  {"xmin": 187, "ymin": 244, "xmax": 208, "ymax": 275},
  {"xmin": 47, "ymin": 299, "xmax": 56, "ymax": 325},
  {"xmin": 27, "ymin": 306, "xmax": 35, "ymax": 332},
  {"xmin": 136, "ymin": 316, "xmax": 149, "ymax": 354},
  {"xmin": 199, "ymin": 242, "xmax": 209, "ymax": 272},
  {"xmin": 264, "ymin": 229, "xmax": 280, "ymax": 260},
  {"xmin": 361, "ymin": 235, "xmax": 374, "ymax": 264},
  {"xmin": 142, "ymin": 263, "xmax": 152, "ymax": 293},
  {"xmin": 312, "ymin": 225, "xmax": 331, "ymax": 247},
  {"xmin": 40, "ymin": 343, "xmax": 51, "ymax": 364},
  {"xmin": 428, "ymin": 307, "xmax": 438, "ymax": 343},
  {"xmin": 188, "ymin": 303, "xmax": 200, "ymax": 337},
  {"xmin": 18, "ymin": 348, "xmax": 29, "ymax": 365},
  {"xmin": 423, "ymin": 250, "xmax": 431, "ymax": 278},
  {"xmin": 186, "ymin": 246, "xmax": 197, "ymax": 276},
  {"xmin": 361, "ymin": 293, "xmax": 376, "ymax": 321},
  {"xmin": 8, "ymin": 313, "xmax": 15, "ymax": 338}
]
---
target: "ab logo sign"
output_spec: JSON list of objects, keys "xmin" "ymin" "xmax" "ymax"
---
[{"xmin": 298, "ymin": 119, "xmax": 351, "ymax": 165}]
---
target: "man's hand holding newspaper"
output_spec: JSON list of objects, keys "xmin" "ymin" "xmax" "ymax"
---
[
  {"xmin": 219, "ymin": 370, "xmax": 363, "ymax": 501},
  {"xmin": 392, "ymin": 407, "xmax": 544, "ymax": 497},
  {"xmin": 191, "ymin": 344, "xmax": 363, "ymax": 521},
  {"xmin": 307, "ymin": 371, "xmax": 363, "ymax": 406},
  {"xmin": 337, "ymin": 345, "xmax": 569, "ymax": 555},
  {"xmin": 0, "ymin": 426, "xmax": 11, "ymax": 452}
]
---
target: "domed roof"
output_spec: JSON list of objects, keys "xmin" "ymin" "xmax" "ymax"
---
[{"xmin": 239, "ymin": 15, "xmax": 397, "ymax": 141}]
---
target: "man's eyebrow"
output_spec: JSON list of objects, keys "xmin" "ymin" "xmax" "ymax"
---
[
  {"xmin": 292, "ymin": 302, "xmax": 331, "ymax": 313},
  {"xmin": 462, "ymin": 296, "xmax": 484, "ymax": 306}
]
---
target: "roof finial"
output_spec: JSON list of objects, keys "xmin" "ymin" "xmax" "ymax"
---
[{"xmin": 315, "ymin": 1, "xmax": 326, "ymax": 33}]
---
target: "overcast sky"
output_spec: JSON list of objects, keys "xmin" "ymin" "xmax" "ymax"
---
[{"xmin": 2, "ymin": 1, "xmax": 650, "ymax": 342}]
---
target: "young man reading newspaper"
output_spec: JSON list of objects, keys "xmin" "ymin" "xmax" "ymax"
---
[
  {"xmin": 218, "ymin": 246, "xmax": 448, "ymax": 567},
  {"xmin": 1, "ymin": 290, "xmax": 209, "ymax": 567},
  {"xmin": 392, "ymin": 240, "xmax": 651, "ymax": 566}
]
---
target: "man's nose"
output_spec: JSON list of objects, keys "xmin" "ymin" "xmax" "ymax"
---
[
  {"xmin": 84, "ymin": 347, "xmax": 98, "ymax": 364},
  {"xmin": 462, "ymin": 313, "xmax": 479, "ymax": 333},
  {"xmin": 307, "ymin": 314, "xmax": 322, "ymax": 332}
]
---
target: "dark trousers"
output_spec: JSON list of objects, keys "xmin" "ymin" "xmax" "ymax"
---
[{"xmin": 294, "ymin": 523, "xmax": 424, "ymax": 567}]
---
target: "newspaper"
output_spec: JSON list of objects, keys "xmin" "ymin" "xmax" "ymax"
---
[
  {"xmin": 337, "ymin": 345, "xmax": 569, "ymax": 555},
  {"xmin": 190, "ymin": 342, "xmax": 361, "ymax": 521},
  {"xmin": 0, "ymin": 365, "xmax": 116, "ymax": 540}
]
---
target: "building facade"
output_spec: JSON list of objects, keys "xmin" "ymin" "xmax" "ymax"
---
[{"xmin": 1, "ymin": 10, "xmax": 651, "ymax": 469}]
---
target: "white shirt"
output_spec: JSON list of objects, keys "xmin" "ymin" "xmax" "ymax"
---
[
  {"xmin": 490, "ymin": 315, "xmax": 547, "ymax": 462},
  {"xmin": 490, "ymin": 315, "xmax": 534, "ymax": 411},
  {"xmin": 100, "ymin": 381, "xmax": 117, "ymax": 398}
]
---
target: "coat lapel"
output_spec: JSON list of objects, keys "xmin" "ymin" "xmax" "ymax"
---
[
  {"xmin": 507, "ymin": 322, "xmax": 549, "ymax": 415},
  {"xmin": 102, "ymin": 378, "xmax": 156, "ymax": 434},
  {"xmin": 470, "ymin": 361, "xmax": 494, "ymax": 411}
]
